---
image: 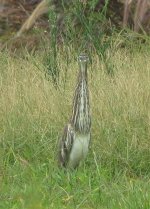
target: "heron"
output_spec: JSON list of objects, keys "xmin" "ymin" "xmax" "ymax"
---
[{"xmin": 58, "ymin": 54, "xmax": 91, "ymax": 169}]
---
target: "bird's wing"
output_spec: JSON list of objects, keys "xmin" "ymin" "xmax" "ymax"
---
[{"xmin": 58, "ymin": 124, "xmax": 75, "ymax": 167}]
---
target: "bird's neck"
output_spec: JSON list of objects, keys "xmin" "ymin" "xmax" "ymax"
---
[
  {"xmin": 70, "ymin": 63, "xmax": 91, "ymax": 134},
  {"xmin": 80, "ymin": 62, "xmax": 87, "ymax": 77}
]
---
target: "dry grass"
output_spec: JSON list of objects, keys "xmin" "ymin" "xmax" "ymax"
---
[{"xmin": 1, "ymin": 44, "xmax": 150, "ymax": 208}]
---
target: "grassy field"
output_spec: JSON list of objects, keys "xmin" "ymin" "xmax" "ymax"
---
[{"xmin": 1, "ymin": 38, "xmax": 150, "ymax": 209}]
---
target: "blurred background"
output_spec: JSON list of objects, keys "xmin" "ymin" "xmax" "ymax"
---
[{"xmin": 0, "ymin": 0, "xmax": 149, "ymax": 48}]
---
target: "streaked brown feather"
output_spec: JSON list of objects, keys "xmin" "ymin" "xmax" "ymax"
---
[
  {"xmin": 58, "ymin": 54, "xmax": 91, "ymax": 169},
  {"xmin": 58, "ymin": 124, "xmax": 75, "ymax": 167}
]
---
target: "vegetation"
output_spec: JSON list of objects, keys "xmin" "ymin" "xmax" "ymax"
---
[
  {"xmin": 1, "ymin": 33, "xmax": 150, "ymax": 208},
  {"xmin": 0, "ymin": 1, "xmax": 150, "ymax": 209},
  {"xmin": 0, "ymin": 0, "xmax": 150, "ymax": 43}
]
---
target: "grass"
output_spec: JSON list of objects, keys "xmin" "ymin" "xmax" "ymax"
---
[{"xmin": 1, "ymin": 38, "xmax": 150, "ymax": 209}]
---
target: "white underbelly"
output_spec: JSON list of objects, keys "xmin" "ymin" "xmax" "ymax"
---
[{"xmin": 68, "ymin": 133, "xmax": 90, "ymax": 168}]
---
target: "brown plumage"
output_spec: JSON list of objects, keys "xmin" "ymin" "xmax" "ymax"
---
[{"xmin": 58, "ymin": 54, "xmax": 91, "ymax": 169}]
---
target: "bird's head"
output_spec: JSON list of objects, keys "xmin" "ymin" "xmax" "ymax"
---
[
  {"xmin": 78, "ymin": 54, "xmax": 89, "ymax": 63},
  {"xmin": 78, "ymin": 54, "xmax": 89, "ymax": 75}
]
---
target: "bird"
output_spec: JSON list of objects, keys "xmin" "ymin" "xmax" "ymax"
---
[{"xmin": 58, "ymin": 54, "xmax": 91, "ymax": 169}]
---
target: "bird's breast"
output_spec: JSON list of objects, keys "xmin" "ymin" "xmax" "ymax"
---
[{"xmin": 68, "ymin": 133, "xmax": 90, "ymax": 168}]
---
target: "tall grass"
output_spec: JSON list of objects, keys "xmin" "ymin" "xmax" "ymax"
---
[
  {"xmin": 1, "ymin": 38, "xmax": 150, "ymax": 208},
  {"xmin": 43, "ymin": 0, "xmax": 114, "ymax": 85},
  {"xmin": 44, "ymin": 9, "xmax": 59, "ymax": 87}
]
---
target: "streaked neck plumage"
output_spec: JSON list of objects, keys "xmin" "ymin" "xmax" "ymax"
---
[{"xmin": 71, "ymin": 55, "xmax": 91, "ymax": 134}]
